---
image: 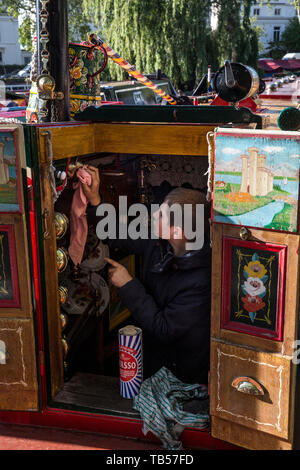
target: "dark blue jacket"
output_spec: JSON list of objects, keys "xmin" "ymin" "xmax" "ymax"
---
[{"xmin": 88, "ymin": 206, "xmax": 211, "ymax": 385}]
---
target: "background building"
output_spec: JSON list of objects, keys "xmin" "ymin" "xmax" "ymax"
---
[
  {"xmin": 0, "ymin": 15, "xmax": 31, "ymax": 65},
  {"xmin": 251, "ymin": 0, "xmax": 298, "ymax": 54}
]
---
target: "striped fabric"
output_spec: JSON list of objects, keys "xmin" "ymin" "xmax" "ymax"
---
[{"xmin": 133, "ymin": 367, "xmax": 210, "ymax": 450}]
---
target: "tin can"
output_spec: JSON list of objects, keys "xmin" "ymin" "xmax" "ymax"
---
[{"xmin": 118, "ymin": 325, "xmax": 143, "ymax": 399}]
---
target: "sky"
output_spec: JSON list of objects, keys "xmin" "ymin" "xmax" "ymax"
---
[{"xmin": 215, "ymin": 134, "xmax": 300, "ymax": 170}]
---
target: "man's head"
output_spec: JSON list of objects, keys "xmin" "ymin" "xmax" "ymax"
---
[{"xmin": 152, "ymin": 187, "xmax": 211, "ymax": 252}]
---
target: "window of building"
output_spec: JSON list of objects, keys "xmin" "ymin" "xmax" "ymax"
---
[
  {"xmin": 0, "ymin": 51, "xmax": 2, "ymax": 64},
  {"xmin": 274, "ymin": 8, "xmax": 281, "ymax": 15},
  {"xmin": 253, "ymin": 8, "xmax": 260, "ymax": 15},
  {"xmin": 273, "ymin": 26, "xmax": 281, "ymax": 41}
]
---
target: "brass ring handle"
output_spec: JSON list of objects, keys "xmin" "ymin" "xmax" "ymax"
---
[
  {"xmin": 240, "ymin": 226, "xmax": 251, "ymax": 240},
  {"xmin": 231, "ymin": 376, "xmax": 264, "ymax": 396}
]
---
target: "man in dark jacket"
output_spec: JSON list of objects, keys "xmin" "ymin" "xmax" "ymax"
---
[{"xmin": 85, "ymin": 166, "xmax": 211, "ymax": 385}]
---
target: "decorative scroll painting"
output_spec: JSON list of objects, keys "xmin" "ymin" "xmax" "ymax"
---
[
  {"xmin": 213, "ymin": 128, "xmax": 300, "ymax": 233},
  {"xmin": 0, "ymin": 129, "xmax": 22, "ymax": 213},
  {"xmin": 221, "ymin": 237, "xmax": 286, "ymax": 341},
  {"xmin": 0, "ymin": 225, "xmax": 20, "ymax": 308}
]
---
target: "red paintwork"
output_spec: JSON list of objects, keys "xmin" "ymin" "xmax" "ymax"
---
[
  {"xmin": 210, "ymin": 95, "xmax": 258, "ymax": 112},
  {"xmin": 28, "ymin": 178, "xmax": 48, "ymax": 407},
  {"xmin": 0, "ymin": 422, "xmax": 161, "ymax": 450},
  {"xmin": 258, "ymin": 59, "xmax": 300, "ymax": 72},
  {"xmin": 259, "ymin": 93, "xmax": 300, "ymax": 100},
  {"xmin": 0, "ymin": 409, "xmax": 240, "ymax": 450},
  {"xmin": 221, "ymin": 237, "xmax": 286, "ymax": 341},
  {"xmin": 215, "ymin": 129, "xmax": 300, "ymax": 139}
]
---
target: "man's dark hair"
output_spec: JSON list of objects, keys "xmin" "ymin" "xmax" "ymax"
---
[{"xmin": 165, "ymin": 187, "xmax": 211, "ymax": 235}]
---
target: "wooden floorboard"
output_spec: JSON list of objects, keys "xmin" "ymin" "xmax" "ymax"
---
[{"xmin": 53, "ymin": 372, "xmax": 140, "ymax": 417}]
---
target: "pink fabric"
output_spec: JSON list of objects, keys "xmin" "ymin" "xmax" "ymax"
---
[{"xmin": 68, "ymin": 166, "xmax": 92, "ymax": 266}]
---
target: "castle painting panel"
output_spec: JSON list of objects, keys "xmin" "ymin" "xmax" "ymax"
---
[
  {"xmin": 0, "ymin": 129, "xmax": 22, "ymax": 213},
  {"xmin": 212, "ymin": 128, "xmax": 300, "ymax": 233}
]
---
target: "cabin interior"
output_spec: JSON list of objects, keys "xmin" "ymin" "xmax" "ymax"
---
[{"xmin": 37, "ymin": 122, "xmax": 212, "ymax": 418}]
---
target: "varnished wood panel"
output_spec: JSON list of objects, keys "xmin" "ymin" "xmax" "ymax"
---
[
  {"xmin": 0, "ymin": 214, "xmax": 32, "ymax": 318},
  {"xmin": 39, "ymin": 163, "xmax": 64, "ymax": 396},
  {"xmin": 54, "ymin": 372, "xmax": 140, "ymax": 417},
  {"xmin": 38, "ymin": 124, "xmax": 95, "ymax": 162},
  {"xmin": 211, "ymin": 223, "xmax": 300, "ymax": 355},
  {"xmin": 210, "ymin": 340, "xmax": 293, "ymax": 441},
  {"xmin": 94, "ymin": 123, "xmax": 215, "ymax": 156},
  {"xmin": 37, "ymin": 123, "xmax": 215, "ymax": 162},
  {"xmin": 0, "ymin": 318, "xmax": 38, "ymax": 410},
  {"xmin": 211, "ymin": 416, "xmax": 292, "ymax": 450}
]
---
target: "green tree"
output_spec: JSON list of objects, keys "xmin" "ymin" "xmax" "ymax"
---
[
  {"xmin": 82, "ymin": 0, "xmax": 212, "ymax": 89},
  {"xmin": 0, "ymin": 0, "xmax": 93, "ymax": 51},
  {"xmin": 265, "ymin": 40, "xmax": 287, "ymax": 59},
  {"xmin": 280, "ymin": 16, "xmax": 300, "ymax": 52},
  {"xmin": 0, "ymin": 0, "xmax": 35, "ymax": 50},
  {"xmin": 213, "ymin": 0, "xmax": 259, "ymax": 67}
]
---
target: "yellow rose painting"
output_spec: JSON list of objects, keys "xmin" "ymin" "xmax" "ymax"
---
[{"xmin": 244, "ymin": 260, "xmax": 267, "ymax": 279}]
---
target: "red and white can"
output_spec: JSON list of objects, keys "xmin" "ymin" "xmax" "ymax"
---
[{"xmin": 118, "ymin": 325, "xmax": 143, "ymax": 398}]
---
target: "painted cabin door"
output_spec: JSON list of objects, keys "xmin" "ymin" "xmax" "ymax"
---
[
  {"xmin": 209, "ymin": 223, "xmax": 300, "ymax": 450},
  {"xmin": 0, "ymin": 124, "xmax": 39, "ymax": 411}
]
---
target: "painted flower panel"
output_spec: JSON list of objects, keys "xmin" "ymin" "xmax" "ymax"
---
[{"xmin": 229, "ymin": 245, "xmax": 280, "ymax": 331}]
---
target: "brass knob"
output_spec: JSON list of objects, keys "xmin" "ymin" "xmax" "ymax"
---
[
  {"xmin": 57, "ymin": 247, "xmax": 69, "ymax": 273},
  {"xmin": 58, "ymin": 285, "xmax": 68, "ymax": 305},
  {"xmin": 240, "ymin": 227, "xmax": 251, "ymax": 240},
  {"xmin": 55, "ymin": 213, "xmax": 69, "ymax": 240},
  {"xmin": 61, "ymin": 337, "xmax": 69, "ymax": 357},
  {"xmin": 37, "ymin": 73, "xmax": 56, "ymax": 93},
  {"xmin": 60, "ymin": 313, "xmax": 68, "ymax": 331}
]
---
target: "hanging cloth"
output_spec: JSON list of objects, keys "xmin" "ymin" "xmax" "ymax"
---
[{"xmin": 68, "ymin": 166, "xmax": 92, "ymax": 266}]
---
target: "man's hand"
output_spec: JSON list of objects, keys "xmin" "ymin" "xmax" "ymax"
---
[
  {"xmin": 105, "ymin": 257, "xmax": 133, "ymax": 288},
  {"xmin": 82, "ymin": 165, "xmax": 101, "ymax": 206}
]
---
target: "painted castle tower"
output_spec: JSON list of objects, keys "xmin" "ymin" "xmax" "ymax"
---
[
  {"xmin": 240, "ymin": 147, "xmax": 273, "ymax": 196},
  {"xmin": 0, "ymin": 143, "xmax": 9, "ymax": 185}
]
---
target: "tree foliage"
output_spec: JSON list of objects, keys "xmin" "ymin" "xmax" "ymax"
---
[
  {"xmin": 82, "ymin": 0, "xmax": 212, "ymax": 89},
  {"xmin": 264, "ymin": 16, "xmax": 300, "ymax": 59},
  {"xmin": 213, "ymin": 0, "xmax": 259, "ymax": 68},
  {"xmin": 0, "ymin": 0, "xmax": 260, "ymax": 89},
  {"xmin": 0, "ymin": 0, "xmax": 92, "ymax": 51},
  {"xmin": 280, "ymin": 16, "xmax": 300, "ymax": 52}
]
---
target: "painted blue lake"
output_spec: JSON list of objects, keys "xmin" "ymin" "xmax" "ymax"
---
[
  {"xmin": 214, "ymin": 200, "xmax": 285, "ymax": 227},
  {"xmin": 9, "ymin": 167, "xmax": 16, "ymax": 178}
]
